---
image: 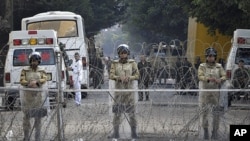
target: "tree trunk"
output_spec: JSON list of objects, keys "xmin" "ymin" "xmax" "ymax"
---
[
  {"xmin": 0, "ymin": 0, "xmax": 11, "ymax": 31},
  {"xmin": 5, "ymin": 0, "xmax": 12, "ymax": 29}
]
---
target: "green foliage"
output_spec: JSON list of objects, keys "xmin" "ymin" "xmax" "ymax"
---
[
  {"xmin": 179, "ymin": 0, "xmax": 250, "ymax": 36},
  {"xmin": 85, "ymin": 0, "xmax": 126, "ymax": 37},
  {"xmin": 95, "ymin": 26, "xmax": 129, "ymax": 57},
  {"xmin": 10, "ymin": 0, "xmax": 125, "ymax": 37},
  {"xmin": 122, "ymin": 0, "xmax": 189, "ymax": 42},
  {"xmin": 5, "ymin": 0, "xmax": 250, "ymax": 47},
  {"xmin": 0, "ymin": 1, "xmax": 6, "ymax": 18}
]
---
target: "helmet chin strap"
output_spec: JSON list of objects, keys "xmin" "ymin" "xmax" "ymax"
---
[
  {"xmin": 31, "ymin": 64, "xmax": 38, "ymax": 70},
  {"xmin": 119, "ymin": 57, "xmax": 128, "ymax": 63},
  {"xmin": 206, "ymin": 60, "xmax": 216, "ymax": 64}
]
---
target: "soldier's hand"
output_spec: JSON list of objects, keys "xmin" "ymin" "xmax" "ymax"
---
[
  {"xmin": 208, "ymin": 77, "xmax": 216, "ymax": 82},
  {"xmin": 124, "ymin": 77, "xmax": 129, "ymax": 82},
  {"xmin": 120, "ymin": 76, "xmax": 129, "ymax": 83},
  {"xmin": 215, "ymin": 79, "xmax": 222, "ymax": 84},
  {"xmin": 28, "ymin": 79, "xmax": 38, "ymax": 88}
]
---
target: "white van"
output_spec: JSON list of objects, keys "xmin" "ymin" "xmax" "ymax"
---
[
  {"xmin": 225, "ymin": 29, "xmax": 250, "ymax": 78},
  {"xmin": 2, "ymin": 30, "xmax": 67, "ymax": 110},
  {"xmin": 222, "ymin": 29, "xmax": 250, "ymax": 106},
  {"xmin": 21, "ymin": 11, "xmax": 89, "ymax": 97}
]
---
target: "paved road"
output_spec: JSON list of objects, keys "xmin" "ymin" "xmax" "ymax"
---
[{"xmin": 1, "ymin": 91, "xmax": 249, "ymax": 140}]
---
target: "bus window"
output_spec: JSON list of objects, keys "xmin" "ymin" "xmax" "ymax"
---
[{"xmin": 27, "ymin": 20, "xmax": 78, "ymax": 38}]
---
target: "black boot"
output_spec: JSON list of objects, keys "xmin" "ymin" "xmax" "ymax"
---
[
  {"xmin": 131, "ymin": 126, "xmax": 138, "ymax": 139},
  {"xmin": 204, "ymin": 128, "xmax": 209, "ymax": 140},
  {"xmin": 211, "ymin": 129, "xmax": 218, "ymax": 140},
  {"xmin": 23, "ymin": 129, "xmax": 30, "ymax": 141},
  {"xmin": 138, "ymin": 92, "xmax": 143, "ymax": 101},
  {"xmin": 35, "ymin": 129, "xmax": 41, "ymax": 141},
  {"xmin": 108, "ymin": 125, "xmax": 119, "ymax": 139},
  {"xmin": 145, "ymin": 93, "xmax": 149, "ymax": 101},
  {"xmin": 228, "ymin": 93, "xmax": 232, "ymax": 107}
]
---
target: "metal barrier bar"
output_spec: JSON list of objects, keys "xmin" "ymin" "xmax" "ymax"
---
[{"xmin": 0, "ymin": 86, "xmax": 250, "ymax": 92}]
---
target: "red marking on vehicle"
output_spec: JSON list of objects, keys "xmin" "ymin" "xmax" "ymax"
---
[
  {"xmin": 18, "ymin": 53, "xmax": 27, "ymax": 62},
  {"xmin": 41, "ymin": 52, "xmax": 50, "ymax": 61}
]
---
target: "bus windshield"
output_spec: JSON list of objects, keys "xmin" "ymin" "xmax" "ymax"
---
[{"xmin": 27, "ymin": 20, "xmax": 78, "ymax": 38}]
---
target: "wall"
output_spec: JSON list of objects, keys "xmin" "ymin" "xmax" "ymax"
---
[{"xmin": 186, "ymin": 18, "xmax": 232, "ymax": 65}]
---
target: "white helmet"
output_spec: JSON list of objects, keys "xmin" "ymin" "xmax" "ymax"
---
[
  {"xmin": 29, "ymin": 52, "xmax": 41, "ymax": 64},
  {"xmin": 117, "ymin": 44, "xmax": 130, "ymax": 55}
]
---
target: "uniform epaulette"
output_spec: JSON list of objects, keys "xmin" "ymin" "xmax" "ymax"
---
[
  {"xmin": 22, "ymin": 66, "xmax": 45, "ymax": 71},
  {"xmin": 112, "ymin": 60, "xmax": 119, "ymax": 63},
  {"xmin": 23, "ymin": 66, "xmax": 31, "ymax": 70},
  {"xmin": 215, "ymin": 63, "xmax": 222, "ymax": 68},
  {"xmin": 128, "ymin": 59, "xmax": 135, "ymax": 63},
  {"xmin": 37, "ymin": 66, "xmax": 45, "ymax": 71},
  {"xmin": 200, "ymin": 63, "xmax": 206, "ymax": 67}
]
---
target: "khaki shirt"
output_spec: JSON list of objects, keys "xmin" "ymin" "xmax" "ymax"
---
[
  {"xmin": 109, "ymin": 59, "xmax": 139, "ymax": 105},
  {"xmin": 198, "ymin": 63, "xmax": 226, "ymax": 89},
  {"xmin": 109, "ymin": 59, "xmax": 139, "ymax": 82},
  {"xmin": 20, "ymin": 66, "xmax": 47, "ymax": 109}
]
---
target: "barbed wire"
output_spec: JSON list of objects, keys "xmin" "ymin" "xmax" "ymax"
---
[{"xmin": 1, "ymin": 40, "xmax": 250, "ymax": 141}]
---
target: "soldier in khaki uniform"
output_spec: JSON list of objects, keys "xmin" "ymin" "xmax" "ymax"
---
[
  {"xmin": 20, "ymin": 52, "xmax": 47, "ymax": 141},
  {"xmin": 109, "ymin": 44, "xmax": 139, "ymax": 139},
  {"xmin": 198, "ymin": 47, "xmax": 226, "ymax": 140}
]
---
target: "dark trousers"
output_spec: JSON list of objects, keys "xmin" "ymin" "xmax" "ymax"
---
[
  {"xmin": 139, "ymin": 81, "xmax": 149, "ymax": 100},
  {"xmin": 23, "ymin": 111, "xmax": 42, "ymax": 141}
]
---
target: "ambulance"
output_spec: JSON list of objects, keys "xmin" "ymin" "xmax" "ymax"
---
[
  {"xmin": 225, "ymin": 29, "xmax": 250, "ymax": 79},
  {"xmin": 21, "ymin": 11, "xmax": 90, "ymax": 98},
  {"xmin": 2, "ymin": 30, "xmax": 68, "ymax": 110},
  {"xmin": 222, "ymin": 29, "xmax": 250, "ymax": 107}
]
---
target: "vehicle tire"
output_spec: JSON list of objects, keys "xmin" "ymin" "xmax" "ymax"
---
[{"xmin": 6, "ymin": 95, "xmax": 15, "ymax": 110}]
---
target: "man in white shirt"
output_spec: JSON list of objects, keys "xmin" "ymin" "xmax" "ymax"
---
[{"xmin": 69, "ymin": 52, "xmax": 83, "ymax": 106}]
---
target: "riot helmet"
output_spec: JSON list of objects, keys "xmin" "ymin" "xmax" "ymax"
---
[
  {"xmin": 29, "ymin": 52, "xmax": 41, "ymax": 64},
  {"xmin": 205, "ymin": 47, "xmax": 217, "ymax": 59},
  {"xmin": 117, "ymin": 44, "xmax": 130, "ymax": 55}
]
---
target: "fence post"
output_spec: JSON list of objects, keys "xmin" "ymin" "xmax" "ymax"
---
[{"xmin": 56, "ymin": 51, "xmax": 65, "ymax": 140}]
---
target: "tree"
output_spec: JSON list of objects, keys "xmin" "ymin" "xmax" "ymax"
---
[
  {"xmin": 0, "ymin": 0, "xmax": 126, "ymax": 38},
  {"xmin": 85, "ymin": 0, "xmax": 126, "ymax": 37},
  {"xmin": 95, "ymin": 26, "xmax": 129, "ymax": 57},
  {"xmin": 8, "ymin": 0, "xmax": 125, "ymax": 38},
  {"xmin": 0, "ymin": 0, "xmax": 12, "ymax": 49},
  {"xmin": 121, "ymin": 0, "xmax": 189, "ymax": 43},
  {"xmin": 179, "ymin": 0, "xmax": 250, "ymax": 36},
  {"xmin": 120, "ymin": 0, "xmax": 250, "ymax": 42}
]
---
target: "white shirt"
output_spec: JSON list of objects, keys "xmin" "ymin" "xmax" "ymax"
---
[{"xmin": 71, "ymin": 59, "xmax": 83, "ymax": 82}]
